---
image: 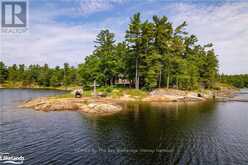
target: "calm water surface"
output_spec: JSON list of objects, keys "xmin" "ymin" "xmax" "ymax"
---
[{"xmin": 1, "ymin": 89, "xmax": 248, "ymax": 165}]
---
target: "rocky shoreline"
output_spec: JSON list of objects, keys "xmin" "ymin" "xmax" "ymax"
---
[
  {"xmin": 20, "ymin": 97, "xmax": 122, "ymax": 115},
  {"xmin": 20, "ymin": 88, "xmax": 238, "ymax": 115}
]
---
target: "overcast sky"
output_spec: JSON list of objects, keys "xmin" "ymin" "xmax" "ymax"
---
[{"xmin": 1, "ymin": 0, "xmax": 248, "ymax": 74}]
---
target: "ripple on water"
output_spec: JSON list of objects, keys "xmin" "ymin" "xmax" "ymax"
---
[{"xmin": 1, "ymin": 89, "xmax": 248, "ymax": 164}]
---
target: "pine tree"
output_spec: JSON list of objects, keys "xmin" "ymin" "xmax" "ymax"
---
[
  {"xmin": 126, "ymin": 13, "xmax": 142, "ymax": 89},
  {"xmin": 0, "ymin": 62, "xmax": 7, "ymax": 83}
]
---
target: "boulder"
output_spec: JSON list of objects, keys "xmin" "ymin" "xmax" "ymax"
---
[
  {"xmin": 72, "ymin": 89, "xmax": 83, "ymax": 98},
  {"xmin": 87, "ymin": 103, "xmax": 122, "ymax": 113}
]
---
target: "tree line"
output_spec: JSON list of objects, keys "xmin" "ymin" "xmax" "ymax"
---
[
  {"xmin": 0, "ymin": 62, "xmax": 78, "ymax": 87},
  {"xmin": 1, "ymin": 13, "xmax": 220, "ymax": 90},
  {"xmin": 219, "ymin": 74, "xmax": 248, "ymax": 88}
]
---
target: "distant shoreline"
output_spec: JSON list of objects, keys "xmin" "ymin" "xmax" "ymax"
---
[{"xmin": 0, "ymin": 84, "xmax": 77, "ymax": 91}]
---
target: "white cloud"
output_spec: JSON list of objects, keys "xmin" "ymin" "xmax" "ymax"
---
[
  {"xmin": 167, "ymin": 3, "xmax": 248, "ymax": 74},
  {"xmin": 0, "ymin": 0, "xmax": 127, "ymax": 67},
  {"xmin": 80, "ymin": 0, "xmax": 125, "ymax": 15},
  {"xmin": 1, "ymin": 22, "xmax": 97, "ymax": 67},
  {"xmin": 1, "ymin": 1, "xmax": 247, "ymax": 74}
]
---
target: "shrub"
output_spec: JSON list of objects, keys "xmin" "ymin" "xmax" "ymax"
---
[{"xmin": 111, "ymin": 89, "xmax": 123, "ymax": 98}]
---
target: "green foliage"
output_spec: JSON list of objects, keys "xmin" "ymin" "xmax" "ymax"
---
[
  {"xmin": 219, "ymin": 74, "xmax": 248, "ymax": 88},
  {"xmin": 82, "ymin": 90, "xmax": 92, "ymax": 97},
  {"xmin": 125, "ymin": 12, "xmax": 143, "ymax": 89},
  {"xmin": 0, "ymin": 62, "xmax": 79, "ymax": 88},
  {"xmin": 111, "ymin": 89, "xmax": 124, "ymax": 98},
  {"xmin": 1, "ymin": 13, "xmax": 220, "ymax": 91},
  {"xmin": 0, "ymin": 62, "xmax": 8, "ymax": 83},
  {"xmin": 49, "ymin": 93, "xmax": 74, "ymax": 99},
  {"xmin": 125, "ymin": 89, "xmax": 148, "ymax": 97},
  {"xmin": 50, "ymin": 75, "xmax": 60, "ymax": 87},
  {"xmin": 102, "ymin": 86, "xmax": 114, "ymax": 93},
  {"xmin": 8, "ymin": 64, "xmax": 18, "ymax": 82}
]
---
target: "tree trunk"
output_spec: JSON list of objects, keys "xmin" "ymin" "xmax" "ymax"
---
[
  {"xmin": 158, "ymin": 68, "xmax": 162, "ymax": 88},
  {"xmin": 135, "ymin": 57, "xmax": 139, "ymax": 89},
  {"xmin": 112, "ymin": 77, "xmax": 115, "ymax": 86},
  {"xmin": 93, "ymin": 80, "xmax": 96, "ymax": 96},
  {"xmin": 166, "ymin": 74, "xmax": 170, "ymax": 89},
  {"xmin": 176, "ymin": 76, "xmax": 178, "ymax": 89}
]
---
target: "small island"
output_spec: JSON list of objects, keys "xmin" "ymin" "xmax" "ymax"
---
[
  {"xmin": 1, "ymin": 1, "xmax": 248, "ymax": 164},
  {"xmin": 0, "ymin": 13, "xmax": 246, "ymax": 115},
  {"xmin": 20, "ymin": 96, "xmax": 122, "ymax": 115},
  {"xmin": 20, "ymin": 86, "xmax": 238, "ymax": 115}
]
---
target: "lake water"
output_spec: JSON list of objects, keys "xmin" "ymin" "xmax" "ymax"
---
[{"xmin": 1, "ymin": 89, "xmax": 248, "ymax": 165}]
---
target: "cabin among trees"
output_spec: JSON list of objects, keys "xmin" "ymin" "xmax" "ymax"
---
[{"xmin": 115, "ymin": 78, "xmax": 130, "ymax": 86}]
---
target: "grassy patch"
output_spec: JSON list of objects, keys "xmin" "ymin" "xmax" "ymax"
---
[
  {"xmin": 49, "ymin": 93, "xmax": 74, "ymax": 99},
  {"xmin": 83, "ymin": 90, "xmax": 93, "ymax": 97},
  {"xmin": 124, "ymin": 89, "xmax": 148, "ymax": 97},
  {"xmin": 111, "ymin": 89, "xmax": 124, "ymax": 98},
  {"xmin": 83, "ymin": 87, "xmax": 148, "ymax": 98},
  {"xmin": 215, "ymin": 82, "xmax": 237, "ymax": 90}
]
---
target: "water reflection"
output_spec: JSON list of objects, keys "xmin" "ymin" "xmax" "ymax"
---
[{"xmin": 1, "ymin": 89, "xmax": 248, "ymax": 164}]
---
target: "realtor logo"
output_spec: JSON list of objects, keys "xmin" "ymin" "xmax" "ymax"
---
[
  {"xmin": 1, "ymin": 0, "xmax": 28, "ymax": 34},
  {"xmin": 1, "ymin": 1, "xmax": 27, "ymax": 27},
  {"xmin": 0, "ymin": 152, "xmax": 24, "ymax": 164}
]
